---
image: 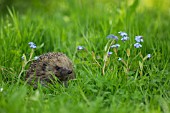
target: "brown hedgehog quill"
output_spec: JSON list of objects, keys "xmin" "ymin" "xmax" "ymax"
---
[{"xmin": 25, "ymin": 52, "xmax": 75, "ymax": 88}]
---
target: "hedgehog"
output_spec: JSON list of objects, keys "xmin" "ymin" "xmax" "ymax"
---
[{"xmin": 25, "ymin": 52, "xmax": 75, "ymax": 88}]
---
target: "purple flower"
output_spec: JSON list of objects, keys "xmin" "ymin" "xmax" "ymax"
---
[
  {"xmin": 110, "ymin": 44, "xmax": 120, "ymax": 48},
  {"xmin": 135, "ymin": 36, "xmax": 143, "ymax": 43},
  {"xmin": 28, "ymin": 42, "xmax": 36, "ymax": 49},
  {"xmin": 134, "ymin": 43, "xmax": 142, "ymax": 48},
  {"xmin": 106, "ymin": 34, "xmax": 118, "ymax": 40},
  {"xmin": 77, "ymin": 46, "xmax": 84, "ymax": 50},
  {"xmin": 118, "ymin": 31, "xmax": 128, "ymax": 37}
]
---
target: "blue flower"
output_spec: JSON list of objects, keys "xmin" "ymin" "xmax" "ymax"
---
[
  {"xmin": 134, "ymin": 43, "xmax": 142, "ymax": 48},
  {"xmin": 118, "ymin": 31, "xmax": 129, "ymax": 42},
  {"xmin": 28, "ymin": 42, "xmax": 36, "ymax": 49},
  {"xmin": 110, "ymin": 44, "xmax": 120, "ymax": 48},
  {"xmin": 118, "ymin": 31, "xmax": 128, "ymax": 37},
  {"xmin": 77, "ymin": 46, "xmax": 84, "ymax": 50},
  {"xmin": 121, "ymin": 36, "xmax": 129, "ymax": 42},
  {"xmin": 28, "ymin": 42, "xmax": 35, "ymax": 45},
  {"xmin": 118, "ymin": 57, "xmax": 122, "ymax": 61},
  {"xmin": 30, "ymin": 44, "xmax": 37, "ymax": 49},
  {"xmin": 108, "ymin": 52, "xmax": 113, "ymax": 55},
  {"xmin": 147, "ymin": 54, "xmax": 151, "ymax": 59},
  {"xmin": 106, "ymin": 34, "xmax": 118, "ymax": 40},
  {"xmin": 135, "ymin": 36, "xmax": 143, "ymax": 43}
]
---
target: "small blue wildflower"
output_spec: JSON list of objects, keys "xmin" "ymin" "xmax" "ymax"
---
[
  {"xmin": 108, "ymin": 52, "xmax": 113, "ymax": 56},
  {"xmin": 118, "ymin": 31, "xmax": 128, "ymax": 37},
  {"xmin": 147, "ymin": 54, "xmax": 151, "ymax": 59},
  {"xmin": 121, "ymin": 36, "xmax": 129, "ymax": 42},
  {"xmin": 135, "ymin": 36, "xmax": 143, "ymax": 43},
  {"xmin": 30, "ymin": 44, "xmax": 37, "ymax": 49},
  {"xmin": 28, "ymin": 42, "xmax": 35, "ymax": 45},
  {"xmin": 106, "ymin": 34, "xmax": 118, "ymax": 40},
  {"xmin": 118, "ymin": 57, "xmax": 122, "ymax": 61},
  {"xmin": 28, "ymin": 42, "xmax": 36, "ymax": 49},
  {"xmin": 134, "ymin": 43, "xmax": 142, "ymax": 48},
  {"xmin": 110, "ymin": 44, "xmax": 120, "ymax": 48},
  {"xmin": 34, "ymin": 56, "xmax": 39, "ymax": 60},
  {"xmin": 77, "ymin": 46, "xmax": 84, "ymax": 50}
]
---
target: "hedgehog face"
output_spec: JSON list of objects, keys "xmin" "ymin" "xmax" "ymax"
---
[{"xmin": 53, "ymin": 65, "xmax": 73, "ymax": 81}]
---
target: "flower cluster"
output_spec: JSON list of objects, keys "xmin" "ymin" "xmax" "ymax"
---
[{"xmin": 75, "ymin": 31, "xmax": 152, "ymax": 76}]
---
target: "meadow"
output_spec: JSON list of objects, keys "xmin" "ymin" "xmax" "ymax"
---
[{"xmin": 0, "ymin": 0, "xmax": 170, "ymax": 113}]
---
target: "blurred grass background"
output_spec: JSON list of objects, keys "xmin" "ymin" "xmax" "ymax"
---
[{"xmin": 0, "ymin": 0, "xmax": 170, "ymax": 113}]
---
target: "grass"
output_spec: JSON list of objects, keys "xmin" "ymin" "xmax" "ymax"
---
[{"xmin": 0, "ymin": 0, "xmax": 170, "ymax": 113}]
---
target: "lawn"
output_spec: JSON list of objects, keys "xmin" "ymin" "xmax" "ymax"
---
[{"xmin": 0, "ymin": 0, "xmax": 170, "ymax": 113}]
